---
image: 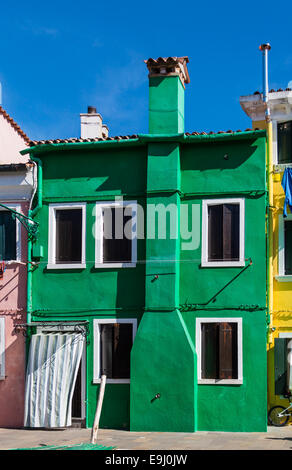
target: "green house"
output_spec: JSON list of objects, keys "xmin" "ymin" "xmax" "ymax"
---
[{"xmin": 21, "ymin": 56, "xmax": 267, "ymax": 432}]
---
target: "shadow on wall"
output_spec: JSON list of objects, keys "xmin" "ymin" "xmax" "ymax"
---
[{"xmin": 181, "ymin": 141, "xmax": 258, "ymax": 172}]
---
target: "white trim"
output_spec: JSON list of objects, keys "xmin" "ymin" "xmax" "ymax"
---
[
  {"xmin": 201, "ymin": 198, "xmax": 245, "ymax": 268},
  {"xmin": 93, "ymin": 318, "xmax": 137, "ymax": 384},
  {"xmin": 0, "ymin": 317, "xmax": 5, "ymax": 380},
  {"xmin": 47, "ymin": 203, "xmax": 86, "ymax": 270},
  {"xmin": 196, "ymin": 317, "xmax": 243, "ymax": 385},
  {"xmin": 0, "ymin": 203, "xmax": 21, "ymax": 262},
  {"xmin": 94, "ymin": 200, "xmax": 137, "ymax": 269},
  {"xmin": 279, "ymin": 333, "xmax": 292, "ymax": 338}
]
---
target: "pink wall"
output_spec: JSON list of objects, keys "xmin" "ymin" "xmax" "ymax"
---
[{"xmin": 0, "ymin": 201, "xmax": 28, "ymax": 427}]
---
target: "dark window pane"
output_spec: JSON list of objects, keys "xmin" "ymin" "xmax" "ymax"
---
[
  {"xmin": 284, "ymin": 220, "xmax": 292, "ymax": 274},
  {"xmin": 55, "ymin": 209, "xmax": 82, "ymax": 264},
  {"xmin": 201, "ymin": 322, "xmax": 238, "ymax": 380},
  {"xmin": 0, "ymin": 211, "xmax": 16, "ymax": 261},
  {"xmin": 208, "ymin": 203, "xmax": 240, "ymax": 262},
  {"xmin": 100, "ymin": 323, "xmax": 133, "ymax": 379},
  {"xmin": 201, "ymin": 323, "xmax": 219, "ymax": 379},
  {"xmin": 278, "ymin": 121, "xmax": 292, "ymax": 164},
  {"xmin": 208, "ymin": 205, "xmax": 223, "ymax": 261},
  {"xmin": 103, "ymin": 207, "xmax": 132, "ymax": 263}
]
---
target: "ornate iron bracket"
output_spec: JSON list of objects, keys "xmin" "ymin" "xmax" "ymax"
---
[{"xmin": 0, "ymin": 203, "xmax": 39, "ymax": 241}]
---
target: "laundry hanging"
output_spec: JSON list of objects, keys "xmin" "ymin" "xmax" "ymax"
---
[
  {"xmin": 281, "ymin": 168, "xmax": 292, "ymax": 217},
  {"xmin": 24, "ymin": 333, "xmax": 84, "ymax": 428}
]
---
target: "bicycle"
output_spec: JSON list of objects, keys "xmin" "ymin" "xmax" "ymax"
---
[{"xmin": 268, "ymin": 396, "xmax": 292, "ymax": 426}]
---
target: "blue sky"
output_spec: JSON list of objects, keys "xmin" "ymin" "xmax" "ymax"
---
[{"xmin": 0, "ymin": 0, "xmax": 291, "ymax": 141}]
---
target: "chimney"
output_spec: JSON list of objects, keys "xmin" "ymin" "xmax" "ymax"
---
[
  {"xmin": 144, "ymin": 56, "xmax": 190, "ymax": 134},
  {"xmin": 80, "ymin": 106, "xmax": 107, "ymax": 139}
]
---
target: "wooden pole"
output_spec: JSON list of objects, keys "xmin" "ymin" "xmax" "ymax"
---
[{"xmin": 91, "ymin": 374, "xmax": 106, "ymax": 444}]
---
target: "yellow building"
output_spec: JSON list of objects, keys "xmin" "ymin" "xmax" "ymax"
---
[{"xmin": 241, "ymin": 88, "xmax": 292, "ymax": 419}]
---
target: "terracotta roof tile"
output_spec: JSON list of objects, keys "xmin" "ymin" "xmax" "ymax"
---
[
  {"xmin": 253, "ymin": 88, "xmax": 292, "ymax": 95},
  {"xmin": 28, "ymin": 129, "xmax": 262, "ymax": 148},
  {"xmin": 0, "ymin": 106, "xmax": 30, "ymax": 144},
  {"xmin": 28, "ymin": 134, "xmax": 139, "ymax": 147}
]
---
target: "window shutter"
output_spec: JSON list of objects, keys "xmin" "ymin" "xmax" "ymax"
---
[
  {"xmin": 0, "ymin": 318, "xmax": 5, "ymax": 379},
  {"xmin": 100, "ymin": 324, "xmax": 113, "ymax": 378},
  {"xmin": 223, "ymin": 204, "xmax": 239, "ymax": 261},
  {"xmin": 274, "ymin": 338, "xmax": 288, "ymax": 395},
  {"xmin": 219, "ymin": 322, "xmax": 237, "ymax": 379}
]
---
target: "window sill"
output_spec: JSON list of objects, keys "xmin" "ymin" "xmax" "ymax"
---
[
  {"xmin": 198, "ymin": 378, "xmax": 243, "ymax": 385},
  {"xmin": 46, "ymin": 263, "xmax": 86, "ymax": 270},
  {"xmin": 275, "ymin": 275, "xmax": 292, "ymax": 282},
  {"xmin": 93, "ymin": 378, "xmax": 130, "ymax": 384},
  {"xmin": 201, "ymin": 260, "xmax": 245, "ymax": 268},
  {"xmin": 94, "ymin": 263, "xmax": 136, "ymax": 269}
]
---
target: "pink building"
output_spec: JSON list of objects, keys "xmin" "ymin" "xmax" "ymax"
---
[{"xmin": 0, "ymin": 106, "xmax": 34, "ymax": 427}]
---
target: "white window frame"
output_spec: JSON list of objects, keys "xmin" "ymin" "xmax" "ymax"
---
[
  {"xmin": 0, "ymin": 203, "xmax": 21, "ymax": 262},
  {"xmin": 201, "ymin": 198, "xmax": 245, "ymax": 268},
  {"xmin": 93, "ymin": 318, "xmax": 137, "ymax": 384},
  {"xmin": 276, "ymin": 213, "xmax": 292, "ymax": 282},
  {"xmin": 273, "ymin": 117, "xmax": 292, "ymax": 168},
  {"xmin": 95, "ymin": 200, "xmax": 137, "ymax": 268},
  {"xmin": 196, "ymin": 317, "xmax": 243, "ymax": 385},
  {"xmin": 47, "ymin": 202, "xmax": 86, "ymax": 270},
  {"xmin": 0, "ymin": 317, "xmax": 5, "ymax": 380}
]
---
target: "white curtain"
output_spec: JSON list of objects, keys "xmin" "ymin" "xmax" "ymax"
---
[{"xmin": 24, "ymin": 333, "xmax": 84, "ymax": 428}]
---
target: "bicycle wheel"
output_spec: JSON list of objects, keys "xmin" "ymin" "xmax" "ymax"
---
[{"xmin": 268, "ymin": 406, "xmax": 289, "ymax": 426}]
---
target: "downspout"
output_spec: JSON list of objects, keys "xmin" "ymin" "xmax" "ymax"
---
[
  {"xmin": 259, "ymin": 43, "xmax": 273, "ymax": 342},
  {"xmin": 27, "ymin": 155, "xmax": 43, "ymax": 325}
]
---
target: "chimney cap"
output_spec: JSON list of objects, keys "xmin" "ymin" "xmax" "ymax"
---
[
  {"xmin": 259, "ymin": 43, "xmax": 271, "ymax": 51},
  {"xmin": 144, "ymin": 56, "xmax": 190, "ymax": 87},
  {"xmin": 87, "ymin": 106, "xmax": 97, "ymax": 114}
]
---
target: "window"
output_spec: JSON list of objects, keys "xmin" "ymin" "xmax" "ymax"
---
[
  {"xmin": 274, "ymin": 334, "xmax": 292, "ymax": 396},
  {"xmin": 95, "ymin": 201, "xmax": 137, "ymax": 268},
  {"xmin": 278, "ymin": 121, "xmax": 292, "ymax": 164},
  {"xmin": 48, "ymin": 203, "xmax": 86, "ymax": 269},
  {"xmin": 277, "ymin": 214, "xmax": 292, "ymax": 280},
  {"xmin": 0, "ymin": 205, "xmax": 21, "ymax": 262},
  {"xmin": 196, "ymin": 318, "xmax": 243, "ymax": 384},
  {"xmin": 201, "ymin": 199, "xmax": 245, "ymax": 267},
  {"xmin": 0, "ymin": 318, "xmax": 5, "ymax": 380},
  {"xmin": 93, "ymin": 318, "xmax": 137, "ymax": 383}
]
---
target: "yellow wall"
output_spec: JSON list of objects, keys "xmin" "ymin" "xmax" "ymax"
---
[{"xmin": 254, "ymin": 119, "xmax": 292, "ymax": 412}]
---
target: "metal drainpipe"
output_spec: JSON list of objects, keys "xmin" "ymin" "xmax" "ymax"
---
[
  {"xmin": 259, "ymin": 43, "xmax": 273, "ymax": 342},
  {"xmin": 26, "ymin": 156, "xmax": 43, "ymax": 325}
]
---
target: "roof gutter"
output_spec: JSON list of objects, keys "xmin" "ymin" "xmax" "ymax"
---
[{"xmin": 27, "ymin": 155, "xmax": 42, "ymax": 327}]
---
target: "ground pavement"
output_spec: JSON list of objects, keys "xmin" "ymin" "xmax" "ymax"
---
[{"xmin": 1, "ymin": 426, "xmax": 292, "ymax": 450}]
